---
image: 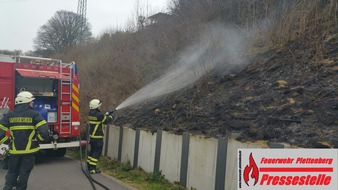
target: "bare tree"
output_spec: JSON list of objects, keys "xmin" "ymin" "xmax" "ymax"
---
[{"xmin": 34, "ymin": 10, "xmax": 92, "ymax": 54}]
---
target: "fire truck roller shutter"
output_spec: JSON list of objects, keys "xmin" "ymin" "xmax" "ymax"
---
[{"xmin": 16, "ymin": 69, "xmax": 68, "ymax": 79}]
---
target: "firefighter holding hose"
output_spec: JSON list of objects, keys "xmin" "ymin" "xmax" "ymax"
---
[{"xmin": 87, "ymin": 99, "xmax": 116, "ymax": 174}]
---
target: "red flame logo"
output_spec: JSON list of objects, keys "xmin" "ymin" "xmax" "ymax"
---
[{"xmin": 243, "ymin": 153, "xmax": 259, "ymax": 186}]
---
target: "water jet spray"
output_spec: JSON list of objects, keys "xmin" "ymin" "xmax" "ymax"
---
[{"xmin": 114, "ymin": 24, "xmax": 248, "ymax": 111}]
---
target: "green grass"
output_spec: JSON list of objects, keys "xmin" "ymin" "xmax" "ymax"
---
[
  {"xmin": 66, "ymin": 147, "xmax": 84, "ymax": 160},
  {"xmin": 66, "ymin": 149, "xmax": 185, "ymax": 190}
]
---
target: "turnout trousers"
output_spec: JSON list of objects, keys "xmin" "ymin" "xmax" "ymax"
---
[
  {"xmin": 3, "ymin": 154, "xmax": 35, "ymax": 190},
  {"xmin": 87, "ymin": 139, "xmax": 103, "ymax": 170},
  {"xmin": 2, "ymin": 155, "xmax": 9, "ymax": 170}
]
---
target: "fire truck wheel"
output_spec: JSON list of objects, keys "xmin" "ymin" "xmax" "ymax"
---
[
  {"xmin": 55, "ymin": 148, "xmax": 67, "ymax": 157},
  {"xmin": 45, "ymin": 148, "xmax": 67, "ymax": 157}
]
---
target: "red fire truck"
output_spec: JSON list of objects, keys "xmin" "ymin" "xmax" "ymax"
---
[{"xmin": 0, "ymin": 54, "xmax": 83, "ymax": 157}]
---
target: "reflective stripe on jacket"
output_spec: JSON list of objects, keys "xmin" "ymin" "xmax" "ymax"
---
[
  {"xmin": 88, "ymin": 109, "xmax": 113, "ymax": 139},
  {"xmin": 0, "ymin": 104, "xmax": 49, "ymax": 155}
]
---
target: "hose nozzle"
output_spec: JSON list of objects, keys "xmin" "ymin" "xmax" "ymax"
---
[{"xmin": 106, "ymin": 108, "xmax": 116, "ymax": 116}]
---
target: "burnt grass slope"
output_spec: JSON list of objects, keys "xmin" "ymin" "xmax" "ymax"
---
[{"xmin": 115, "ymin": 31, "xmax": 338, "ymax": 148}]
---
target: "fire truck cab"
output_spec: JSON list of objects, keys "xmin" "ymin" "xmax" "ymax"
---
[{"xmin": 0, "ymin": 54, "xmax": 83, "ymax": 157}]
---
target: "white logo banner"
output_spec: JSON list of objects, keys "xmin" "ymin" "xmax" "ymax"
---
[{"xmin": 238, "ymin": 149, "xmax": 338, "ymax": 190}]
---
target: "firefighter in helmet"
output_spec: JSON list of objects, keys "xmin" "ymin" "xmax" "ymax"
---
[
  {"xmin": 0, "ymin": 91, "xmax": 49, "ymax": 190},
  {"xmin": 87, "ymin": 99, "xmax": 115, "ymax": 174}
]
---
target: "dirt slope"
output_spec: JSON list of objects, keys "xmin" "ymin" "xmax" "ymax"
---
[{"xmin": 115, "ymin": 30, "xmax": 338, "ymax": 148}]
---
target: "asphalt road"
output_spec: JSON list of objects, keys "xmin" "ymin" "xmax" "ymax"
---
[{"xmin": 0, "ymin": 156, "xmax": 136, "ymax": 190}]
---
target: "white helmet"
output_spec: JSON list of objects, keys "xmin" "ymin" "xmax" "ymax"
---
[
  {"xmin": 16, "ymin": 91, "xmax": 35, "ymax": 104},
  {"xmin": 89, "ymin": 99, "xmax": 101, "ymax": 109}
]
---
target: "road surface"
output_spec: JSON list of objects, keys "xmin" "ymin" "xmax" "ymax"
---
[{"xmin": 0, "ymin": 156, "xmax": 136, "ymax": 190}]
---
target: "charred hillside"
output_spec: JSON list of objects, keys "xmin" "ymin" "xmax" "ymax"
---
[
  {"xmin": 115, "ymin": 29, "xmax": 338, "ymax": 148},
  {"xmin": 61, "ymin": 0, "xmax": 338, "ymax": 147}
]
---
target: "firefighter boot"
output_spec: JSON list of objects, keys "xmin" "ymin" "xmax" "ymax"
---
[
  {"xmin": 90, "ymin": 168, "xmax": 101, "ymax": 174},
  {"xmin": 87, "ymin": 164, "xmax": 91, "ymax": 171}
]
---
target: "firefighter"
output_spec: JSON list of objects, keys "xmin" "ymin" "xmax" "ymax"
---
[
  {"xmin": 87, "ymin": 99, "xmax": 115, "ymax": 174},
  {"xmin": 0, "ymin": 91, "xmax": 49, "ymax": 190}
]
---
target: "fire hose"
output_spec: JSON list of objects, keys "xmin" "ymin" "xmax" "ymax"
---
[
  {"xmin": 79, "ymin": 126, "xmax": 110, "ymax": 190},
  {"xmin": 79, "ymin": 132, "xmax": 96, "ymax": 189}
]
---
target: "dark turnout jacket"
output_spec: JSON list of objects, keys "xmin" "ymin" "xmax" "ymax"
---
[
  {"xmin": 0, "ymin": 104, "xmax": 49, "ymax": 155},
  {"xmin": 88, "ymin": 109, "xmax": 113, "ymax": 140}
]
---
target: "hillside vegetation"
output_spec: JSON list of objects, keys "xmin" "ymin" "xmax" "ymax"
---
[{"xmin": 61, "ymin": 0, "xmax": 337, "ymax": 147}]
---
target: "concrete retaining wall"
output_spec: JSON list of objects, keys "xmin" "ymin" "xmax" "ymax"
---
[
  {"xmin": 186, "ymin": 136, "xmax": 218, "ymax": 190},
  {"xmin": 121, "ymin": 127, "xmax": 135, "ymax": 165},
  {"xmin": 104, "ymin": 125, "xmax": 273, "ymax": 190},
  {"xmin": 137, "ymin": 130, "xmax": 157, "ymax": 173},
  {"xmin": 104, "ymin": 126, "xmax": 120, "ymax": 160},
  {"xmin": 159, "ymin": 131, "xmax": 182, "ymax": 183}
]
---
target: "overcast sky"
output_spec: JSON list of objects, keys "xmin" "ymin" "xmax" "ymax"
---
[{"xmin": 0, "ymin": 0, "xmax": 169, "ymax": 52}]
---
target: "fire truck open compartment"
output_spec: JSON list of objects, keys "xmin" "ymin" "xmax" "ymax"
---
[{"xmin": 15, "ymin": 72, "xmax": 59, "ymax": 123}]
